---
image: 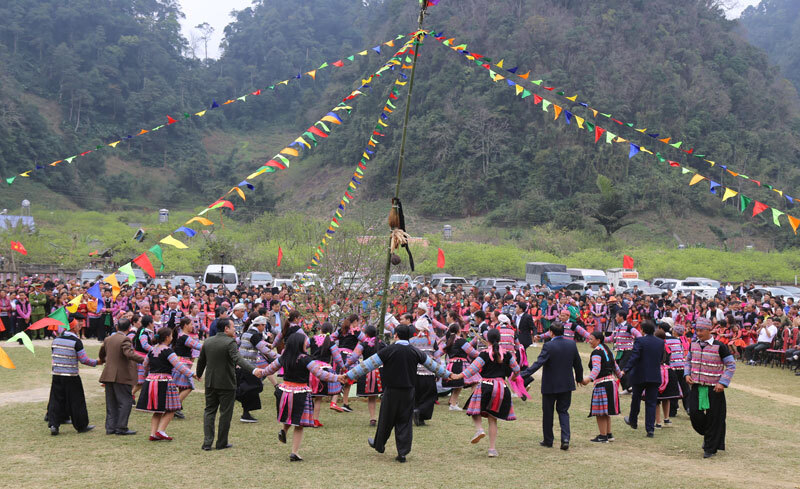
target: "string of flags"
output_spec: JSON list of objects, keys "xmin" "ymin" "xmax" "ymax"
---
[
  {"xmin": 3, "ymin": 32, "xmax": 413, "ymax": 187},
  {"xmin": 429, "ymin": 32, "xmax": 798, "ymax": 208},
  {"xmin": 106, "ymin": 33, "xmax": 426, "ymax": 284},
  {"xmin": 440, "ymin": 37, "xmax": 800, "ymax": 236},
  {"xmin": 306, "ymin": 36, "xmax": 421, "ymax": 270}
]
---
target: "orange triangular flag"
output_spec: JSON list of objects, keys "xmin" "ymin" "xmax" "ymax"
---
[
  {"xmin": 137, "ymin": 129, "xmax": 148, "ymax": 135},
  {"xmin": 689, "ymin": 174, "xmax": 705, "ymax": 186},
  {"xmin": 659, "ymin": 137, "xmax": 671, "ymax": 143},
  {"xmin": 0, "ymin": 345, "xmax": 15, "ymax": 369},
  {"xmin": 230, "ymin": 187, "xmax": 246, "ymax": 201},
  {"xmin": 306, "ymin": 70, "xmax": 317, "ymax": 80},
  {"xmin": 553, "ymin": 104, "xmax": 562, "ymax": 120},
  {"xmin": 789, "ymin": 215, "xmax": 800, "ymax": 235}
]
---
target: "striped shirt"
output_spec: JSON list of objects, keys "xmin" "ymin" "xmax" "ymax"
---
[{"xmin": 51, "ymin": 331, "xmax": 97, "ymax": 376}]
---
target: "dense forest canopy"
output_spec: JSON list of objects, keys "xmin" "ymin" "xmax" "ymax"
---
[
  {"xmin": 740, "ymin": 0, "xmax": 800, "ymax": 95},
  {"xmin": 0, "ymin": 0, "xmax": 799, "ymax": 246}
]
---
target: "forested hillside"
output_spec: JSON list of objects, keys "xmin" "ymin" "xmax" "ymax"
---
[
  {"xmin": 1, "ymin": 0, "xmax": 799, "ymax": 248},
  {"xmin": 740, "ymin": 0, "xmax": 800, "ymax": 95}
]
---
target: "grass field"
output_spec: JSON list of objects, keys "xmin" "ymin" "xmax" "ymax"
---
[{"xmin": 1, "ymin": 342, "xmax": 798, "ymax": 489}]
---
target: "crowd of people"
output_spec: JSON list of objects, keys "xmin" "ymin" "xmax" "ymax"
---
[{"xmin": 20, "ymin": 273, "xmax": 798, "ymax": 462}]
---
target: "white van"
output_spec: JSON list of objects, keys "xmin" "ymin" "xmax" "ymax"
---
[
  {"xmin": 566, "ymin": 268, "xmax": 608, "ymax": 285},
  {"xmin": 203, "ymin": 264, "xmax": 239, "ymax": 292}
]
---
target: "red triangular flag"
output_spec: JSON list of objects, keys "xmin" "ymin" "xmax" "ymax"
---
[
  {"xmin": 10, "ymin": 241, "xmax": 27, "ymax": 255},
  {"xmin": 277, "ymin": 246, "xmax": 283, "ymax": 268},
  {"xmin": 437, "ymin": 248, "xmax": 445, "ymax": 269},
  {"xmin": 332, "ymin": 60, "xmax": 344, "ymax": 67},
  {"xmin": 623, "ymin": 254, "xmax": 634, "ymax": 269},
  {"xmin": 133, "ymin": 253, "xmax": 156, "ymax": 278},
  {"xmin": 752, "ymin": 201, "xmax": 769, "ymax": 217},
  {"xmin": 89, "ymin": 250, "xmax": 98, "ymax": 256},
  {"xmin": 307, "ymin": 126, "xmax": 328, "ymax": 138},
  {"xmin": 595, "ymin": 126, "xmax": 606, "ymax": 143},
  {"xmin": 533, "ymin": 94, "xmax": 542, "ymax": 105},
  {"xmin": 166, "ymin": 115, "xmax": 178, "ymax": 125}
]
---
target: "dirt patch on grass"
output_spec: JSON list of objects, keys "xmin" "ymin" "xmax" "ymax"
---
[{"xmin": 728, "ymin": 383, "xmax": 800, "ymax": 407}]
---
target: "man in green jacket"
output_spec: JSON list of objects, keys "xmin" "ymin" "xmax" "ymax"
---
[
  {"xmin": 29, "ymin": 284, "xmax": 47, "ymax": 340},
  {"xmin": 197, "ymin": 317, "xmax": 264, "ymax": 451}
]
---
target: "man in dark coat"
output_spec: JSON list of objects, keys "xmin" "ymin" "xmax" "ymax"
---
[
  {"xmin": 515, "ymin": 301, "xmax": 536, "ymax": 349},
  {"xmin": 520, "ymin": 322, "xmax": 583, "ymax": 450},
  {"xmin": 623, "ymin": 320, "xmax": 665, "ymax": 437},
  {"xmin": 196, "ymin": 318, "xmax": 262, "ymax": 450}
]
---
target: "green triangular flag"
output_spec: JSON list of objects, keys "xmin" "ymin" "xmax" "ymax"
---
[
  {"xmin": 542, "ymin": 100, "xmax": 551, "ymax": 112},
  {"xmin": 6, "ymin": 177, "xmax": 16, "ymax": 185},
  {"xmin": 739, "ymin": 195, "xmax": 753, "ymax": 214},
  {"xmin": 670, "ymin": 141, "xmax": 683, "ymax": 148},
  {"xmin": 49, "ymin": 307, "xmax": 69, "ymax": 331},
  {"xmin": 625, "ymin": 123, "xmax": 634, "ymax": 128},
  {"xmin": 656, "ymin": 152, "xmax": 666, "ymax": 163},
  {"xmin": 7, "ymin": 332, "xmax": 34, "ymax": 354},
  {"xmin": 585, "ymin": 121, "xmax": 595, "ymax": 131},
  {"xmin": 532, "ymin": 80, "xmax": 542, "ymax": 85},
  {"xmin": 605, "ymin": 131, "xmax": 616, "ymax": 144},
  {"xmin": 346, "ymin": 55, "xmax": 354, "ymax": 61},
  {"xmin": 318, "ymin": 62, "xmax": 329, "ymax": 69},
  {"xmin": 148, "ymin": 244, "xmax": 165, "ymax": 272},
  {"xmin": 681, "ymin": 167, "xmax": 694, "ymax": 174},
  {"xmin": 342, "ymin": 195, "xmax": 350, "ymax": 204},
  {"xmin": 600, "ymin": 113, "xmax": 611, "ymax": 118},
  {"xmin": 521, "ymin": 90, "xmax": 532, "ymax": 99},
  {"xmin": 556, "ymin": 91, "xmax": 565, "ymax": 96},
  {"xmin": 772, "ymin": 207, "xmax": 785, "ymax": 227},
  {"xmin": 118, "ymin": 263, "xmax": 135, "ymax": 286}
]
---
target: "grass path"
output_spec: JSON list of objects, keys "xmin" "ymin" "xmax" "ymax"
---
[{"xmin": 1, "ymin": 343, "xmax": 798, "ymax": 488}]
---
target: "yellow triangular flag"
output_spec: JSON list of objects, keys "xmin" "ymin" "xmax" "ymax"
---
[
  {"xmin": 496, "ymin": 59, "xmax": 504, "ymax": 68},
  {"xmin": 278, "ymin": 80, "xmax": 289, "ymax": 86},
  {"xmin": 160, "ymin": 235, "xmax": 188, "ymax": 249},
  {"xmin": 722, "ymin": 188, "xmax": 738, "ymax": 202},
  {"xmin": 67, "ymin": 295, "xmax": 83, "ymax": 314},
  {"xmin": 280, "ymin": 147, "xmax": 299, "ymax": 157},
  {"xmin": 565, "ymin": 94, "xmax": 578, "ymax": 102},
  {"xmin": 358, "ymin": 50, "xmax": 368, "ymax": 56},
  {"xmin": 19, "ymin": 171, "xmax": 31, "ymax": 177},
  {"xmin": 186, "ymin": 217, "xmax": 213, "ymax": 226},
  {"xmin": 230, "ymin": 187, "xmax": 246, "ymax": 201},
  {"xmin": 246, "ymin": 168, "xmax": 267, "ymax": 180},
  {"xmin": 635, "ymin": 128, "xmax": 647, "ymax": 133},
  {"xmin": 109, "ymin": 141, "xmax": 121, "ymax": 148},
  {"xmin": 591, "ymin": 109, "xmax": 598, "ymax": 117},
  {"xmin": 306, "ymin": 70, "xmax": 317, "ymax": 80},
  {"xmin": 195, "ymin": 110, "xmax": 207, "ymax": 117},
  {"xmin": 103, "ymin": 274, "xmax": 121, "ymax": 300},
  {"xmin": 575, "ymin": 116, "xmax": 585, "ymax": 129},
  {"xmin": 774, "ymin": 188, "xmax": 784, "ymax": 197},
  {"xmin": 689, "ymin": 174, "xmax": 705, "ymax": 186},
  {"xmin": 515, "ymin": 84, "xmax": 524, "ymax": 96},
  {"xmin": 640, "ymin": 147, "xmax": 653, "ymax": 154},
  {"xmin": 705, "ymin": 160, "xmax": 715, "ymax": 167},
  {"xmin": 294, "ymin": 137, "xmax": 311, "ymax": 149}
]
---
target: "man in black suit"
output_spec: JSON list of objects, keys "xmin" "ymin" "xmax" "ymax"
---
[
  {"xmin": 515, "ymin": 301, "xmax": 535, "ymax": 350},
  {"xmin": 342, "ymin": 324, "xmax": 453, "ymax": 463},
  {"xmin": 623, "ymin": 320, "xmax": 665, "ymax": 437},
  {"xmin": 520, "ymin": 322, "xmax": 583, "ymax": 450}
]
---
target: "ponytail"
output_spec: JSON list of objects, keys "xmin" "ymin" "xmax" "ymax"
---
[
  {"xmin": 445, "ymin": 323, "xmax": 460, "ymax": 352},
  {"xmin": 486, "ymin": 328, "xmax": 503, "ymax": 363}
]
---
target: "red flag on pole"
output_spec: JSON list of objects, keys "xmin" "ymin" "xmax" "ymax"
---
[
  {"xmin": 10, "ymin": 241, "xmax": 27, "ymax": 255},
  {"xmin": 623, "ymin": 255, "xmax": 634, "ymax": 269},
  {"xmin": 437, "ymin": 248, "xmax": 445, "ymax": 268},
  {"xmin": 277, "ymin": 247, "xmax": 283, "ymax": 267}
]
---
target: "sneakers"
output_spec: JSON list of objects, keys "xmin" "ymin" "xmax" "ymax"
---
[
  {"xmin": 487, "ymin": 449, "xmax": 498, "ymax": 457},
  {"xmin": 449, "ymin": 404, "xmax": 463, "ymax": 411},
  {"xmin": 655, "ymin": 423, "xmax": 663, "ymax": 429},
  {"xmin": 341, "ymin": 404, "xmax": 353, "ymax": 413},
  {"xmin": 590, "ymin": 435, "xmax": 608, "ymax": 443},
  {"xmin": 155, "ymin": 431, "xmax": 172, "ymax": 441},
  {"xmin": 606, "ymin": 432, "xmax": 615, "ymax": 442},
  {"xmin": 278, "ymin": 429, "xmax": 287, "ymax": 444},
  {"xmin": 471, "ymin": 431, "xmax": 486, "ymax": 444},
  {"xmin": 663, "ymin": 419, "xmax": 672, "ymax": 425},
  {"xmin": 313, "ymin": 419, "xmax": 323, "ymax": 428},
  {"xmin": 240, "ymin": 412, "xmax": 258, "ymax": 423},
  {"xmin": 174, "ymin": 410, "xmax": 185, "ymax": 419},
  {"xmin": 330, "ymin": 402, "xmax": 345, "ymax": 413}
]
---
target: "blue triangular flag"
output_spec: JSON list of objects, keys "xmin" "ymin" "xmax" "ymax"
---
[
  {"xmin": 238, "ymin": 180, "xmax": 255, "ymax": 191},
  {"xmin": 628, "ymin": 144, "xmax": 640, "ymax": 159},
  {"xmin": 35, "ymin": 165, "xmax": 44, "ymax": 170},
  {"xmin": 648, "ymin": 133, "xmax": 659, "ymax": 138},
  {"xmin": 175, "ymin": 226, "xmax": 196, "ymax": 238},
  {"xmin": 506, "ymin": 79, "xmax": 515, "ymax": 87},
  {"xmin": 579, "ymin": 102, "xmax": 588, "ymax": 107},
  {"xmin": 211, "ymin": 99, "xmax": 220, "ymax": 109},
  {"xmin": 720, "ymin": 165, "xmax": 727, "ymax": 170},
  {"xmin": 564, "ymin": 110, "xmax": 572, "ymax": 124},
  {"xmin": 295, "ymin": 73, "xmax": 301, "ymax": 79},
  {"xmin": 507, "ymin": 67, "xmax": 518, "ymax": 73},
  {"xmin": 709, "ymin": 181, "xmax": 721, "ymax": 194},
  {"xmin": 86, "ymin": 282, "xmax": 103, "ymax": 301},
  {"xmin": 372, "ymin": 46, "xmax": 381, "ymax": 54},
  {"xmin": 786, "ymin": 195, "xmax": 794, "ymax": 204},
  {"xmin": 365, "ymin": 149, "xmax": 375, "ymax": 155}
]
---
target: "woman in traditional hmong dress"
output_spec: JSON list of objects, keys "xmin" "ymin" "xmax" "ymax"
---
[
  {"xmin": 262, "ymin": 333, "xmax": 340, "ymax": 461},
  {"xmin": 308, "ymin": 322, "xmax": 344, "ymax": 427},
  {"xmin": 440, "ymin": 318, "xmax": 480, "ymax": 411},
  {"xmin": 136, "ymin": 327, "xmax": 196, "ymax": 441},
  {"xmin": 344, "ymin": 325, "xmax": 385, "ymax": 426},
  {"xmin": 171, "ymin": 317, "xmax": 203, "ymax": 418},
  {"xmin": 582, "ymin": 331, "xmax": 623, "ymax": 443},
  {"xmin": 454, "ymin": 328, "xmax": 520, "ymax": 457}
]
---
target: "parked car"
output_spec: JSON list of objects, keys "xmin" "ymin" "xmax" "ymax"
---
[
  {"xmin": 412, "ymin": 275, "xmax": 426, "ymax": 285},
  {"xmin": 675, "ymin": 280, "xmax": 717, "ymax": 300},
  {"xmin": 116, "ymin": 268, "xmax": 148, "ymax": 286},
  {"xmin": 752, "ymin": 287, "xmax": 800, "ymax": 302},
  {"xmin": 78, "ymin": 269, "xmax": 105, "ymax": 284},
  {"xmin": 623, "ymin": 286, "xmax": 664, "ymax": 297},
  {"xmin": 651, "ymin": 278, "xmax": 676, "ymax": 288},
  {"xmin": 203, "ymin": 264, "xmax": 239, "ymax": 292},
  {"xmin": 170, "ymin": 275, "xmax": 197, "ymax": 288},
  {"xmin": 273, "ymin": 278, "xmax": 295, "ymax": 290},
  {"xmin": 656, "ymin": 279, "xmax": 680, "ymax": 290},
  {"xmin": 245, "ymin": 271, "xmax": 274, "ymax": 288},
  {"xmin": 616, "ymin": 278, "xmax": 648, "ymax": 290},
  {"xmin": 685, "ymin": 277, "xmax": 721, "ymax": 289},
  {"xmin": 430, "ymin": 276, "xmax": 470, "ymax": 290},
  {"xmin": 389, "ymin": 274, "xmax": 411, "ymax": 285},
  {"xmin": 564, "ymin": 281, "xmax": 607, "ymax": 293},
  {"xmin": 474, "ymin": 278, "xmax": 517, "ymax": 295}
]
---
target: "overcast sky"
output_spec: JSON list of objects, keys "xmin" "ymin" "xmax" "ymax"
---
[{"xmin": 178, "ymin": 0, "xmax": 762, "ymax": 59}]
